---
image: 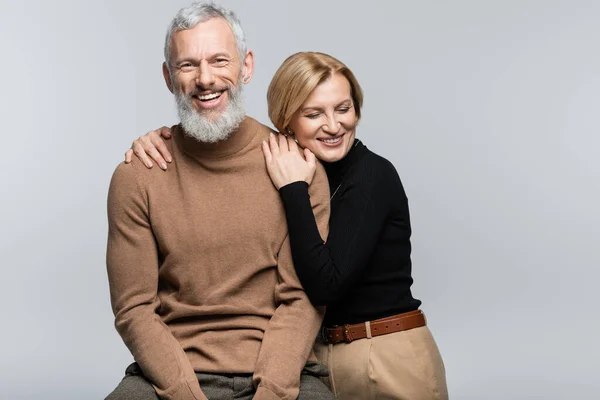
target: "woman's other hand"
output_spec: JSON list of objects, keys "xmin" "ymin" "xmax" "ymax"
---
[
  {"xmin": 262, "ymin": 132, "xmax": 317, "ymax": 190},
  {"xmin": 124, "ymin": 126, "xmax": 173, "ymax": 169}
]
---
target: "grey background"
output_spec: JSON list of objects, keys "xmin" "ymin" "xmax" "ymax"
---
[{"xmin": 1, "ymin": 0, "xmax": 598, "ymax": 398}]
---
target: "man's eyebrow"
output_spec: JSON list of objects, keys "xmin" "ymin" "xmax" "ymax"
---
[
  {"xmin": 173, "ymin": 57, "xmax": 198, "ymax": 66},
  {"xmin": 301, "ymin": 99, "xmax": 353, "ymax": 112},
  {"xmin": 210, "ymin": 52, "xmax": 234, "ymax": 59},
  {"xmin": 173, "ymin": 52, "xmax": 234, "ymax": 65}
]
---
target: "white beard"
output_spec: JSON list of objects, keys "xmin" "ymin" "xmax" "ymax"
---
[{"xmin": 175, "ymin": 83, "xmax": 245, "ymax": 143}]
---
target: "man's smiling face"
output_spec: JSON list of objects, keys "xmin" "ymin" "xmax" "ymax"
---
[
  {"xmin": 162, "ymin": 17, "xmax": 254, "ymax": 142},
  {"xmin": 165, "ymin": 17, "xmax": 244, "ymax": 120}
]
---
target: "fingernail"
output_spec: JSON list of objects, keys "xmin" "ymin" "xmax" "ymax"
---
[
  {"xmin": 270, "ymin": 132, "xmax": 274, "ymax": 138},
  {"xmin": 166, "ymin": 157, "xmax": 172, "ymax": 162},
  {"xmin": 147, "ymin": 162, "xmax": 153, "ymax": 168},
  {"xmin": 161, "ymin": 163, "xmax": 167, "ymax": 170}
]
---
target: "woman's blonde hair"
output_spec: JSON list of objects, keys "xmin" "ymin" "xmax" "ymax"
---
[{"xmin": 267, "ymin": 52, "xmax": 363, "ymax": 133}]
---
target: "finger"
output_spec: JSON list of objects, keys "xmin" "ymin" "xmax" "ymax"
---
[
  {"xmin": 304, "ymin": 148, "xmax": 316, "ymax": 167},
  {"xmin": 261, "ymin": 140, "xmax": 272, "ymax": 164},
  {"xmin": 287, "ymin": 136, "xmax": 298, "ymax": 152},
  {"xmin": 132, "ymin": 142, "xmax": 153, "ymax": 168},
  {"xmin": 159, "ymin": 126, "xmax": 172, "ymax": 139},
  {"xmin": 269, "ymin": 132, "xmax": 280, "ymax": 156},
  {"xmin": 125, "ymin": 149, "xmax": 133, "ymax": 163},
  {"xmin": 278, "ymin": 132, "xmax": 289, "ymax": 152},
  {"xmin": 148, "ymin": 147, "xmax": 168, "ymax": 170},
  {"xmin": 152, "ymin": 136, "xmax": 173, "ymax": 163},
  {"xmin": 138, "ymin": 136, "xmax": 167, "ymax": 169}
]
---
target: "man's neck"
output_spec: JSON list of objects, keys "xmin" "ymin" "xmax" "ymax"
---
[{"xmin": 175, "ymin": 116, "xmax": 258, "ymax": 160}]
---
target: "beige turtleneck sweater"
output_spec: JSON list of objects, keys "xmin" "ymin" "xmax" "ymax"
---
[{"xmin": 106, "ymin": 117, "xmax": 330, "ymax": 400}]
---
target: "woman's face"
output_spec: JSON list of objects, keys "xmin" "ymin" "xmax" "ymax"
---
[{"xmin": 288, "ymin": 73, "xmax": 357, "ymax": 163}]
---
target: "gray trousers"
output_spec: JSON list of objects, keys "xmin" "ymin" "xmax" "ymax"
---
[{"xmin": 105, "ymin": 362, "xmax": 334, "ymax": 400}]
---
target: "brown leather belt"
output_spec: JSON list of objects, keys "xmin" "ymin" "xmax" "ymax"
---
[{"xmin": 323, "ymin": 310, "xmax": 426, "ymax": 344}]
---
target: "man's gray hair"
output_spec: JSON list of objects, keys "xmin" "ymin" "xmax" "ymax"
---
[{"xmin": 164, "ymin": 2, "xmax": 247, "ymax": 70}]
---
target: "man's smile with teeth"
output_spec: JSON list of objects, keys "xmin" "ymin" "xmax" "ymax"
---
[{"xmin": 196, "ymin": 91, "xmax": 223, "ymax": 101}]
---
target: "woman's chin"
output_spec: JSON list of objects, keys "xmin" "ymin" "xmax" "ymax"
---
[{"xmin": 315, "ymin": 150, "xmax": 346, "ymax": 163}]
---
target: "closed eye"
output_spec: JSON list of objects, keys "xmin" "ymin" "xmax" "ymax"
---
[
  {"xmin": 214, "ymin": 58, "xmax": 229, "ymax": 66},
  {"xmin": 178, "ymin": 62, "xmax": 196, "ymax": 72}
]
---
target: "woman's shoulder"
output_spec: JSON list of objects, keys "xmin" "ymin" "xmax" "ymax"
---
[
  {"xmin": 357, "ymin": 143, "xmax": 402, "ymax": 181},
  {"xmin": 354, "ymin": 143, "xmax": 408, "ymax": 201}
]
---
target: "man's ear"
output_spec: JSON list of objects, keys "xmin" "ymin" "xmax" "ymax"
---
[
  {"xmin": 240, "ymin": 50, "xmax": 254, "ymax": 84},
  {"xmin": 163, "ymin": 62, "xmax": 174, "ymax": 93}
]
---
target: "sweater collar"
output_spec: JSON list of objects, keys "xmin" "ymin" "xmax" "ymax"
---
[
  {"xmin": 174, "ymin": 116, "xmax": 259, "ymax": 160},
  {"xmin": 322, "ymin": 138, "xmax": 366, "ymax": 183}
]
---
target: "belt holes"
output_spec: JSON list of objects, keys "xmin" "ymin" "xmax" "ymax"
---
[{"xmin": 385, "ymin": 325, "xmax": 388, "ymax": 328}]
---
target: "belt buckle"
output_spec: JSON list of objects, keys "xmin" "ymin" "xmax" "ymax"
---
[{"xmin": 342, "ymin": 324, "xmax": 353, "ymax": 343}]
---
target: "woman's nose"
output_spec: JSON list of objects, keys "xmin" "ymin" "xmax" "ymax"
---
[{"xmin": 322, "ymin": 114, "xmax": 341, "ymax": 134}]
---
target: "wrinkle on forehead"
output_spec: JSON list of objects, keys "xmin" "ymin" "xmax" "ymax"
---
[{"xmin": 171, "ymin": 18, "xmax": 237, "ymax": 62}]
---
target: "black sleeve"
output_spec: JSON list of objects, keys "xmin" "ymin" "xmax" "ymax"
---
[{"xmin": 278, "ymin": 162, "xmax": 394, "ymax": 306}]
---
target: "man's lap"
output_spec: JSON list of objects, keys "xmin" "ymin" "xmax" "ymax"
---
[
  {"xmin": 105, "ymin": 373, "xmax": 159, "ymax": 400},
  {"xmin": 104, "ymin": 362, "xmax": 334, "ymax": 400}
]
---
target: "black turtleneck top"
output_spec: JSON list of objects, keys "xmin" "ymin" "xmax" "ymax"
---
[{"xmin": 279, "ymin": 139, "xmax": 421, "ymax": 327}]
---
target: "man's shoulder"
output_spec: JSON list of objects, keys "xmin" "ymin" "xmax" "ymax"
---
[
  {"xmin": 245, "ymin": 116, "xmax": 277, "ymax": 139},
  {"xmin": 111, "ymin": 158, "xmax": 151, "ymax": 181},
  {"xmin": 109, "ymin": 152, "xmax": 168, "ymax": 194},
  {"xmin": 108, "ymin": 160, "xmax": 143, "ymax": 197},
  {"xmin": 111, "ymin": 124, "xmax": 182, "ymax": 185}
]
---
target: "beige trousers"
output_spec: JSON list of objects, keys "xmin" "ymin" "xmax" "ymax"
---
[{"xmin": 314, "ymin": 326, "xmax": 448, "ymax": 400}]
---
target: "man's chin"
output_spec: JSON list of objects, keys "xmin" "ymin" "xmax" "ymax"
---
[
  {"xmin": 176, "ymin": 84, "xmax": 245, "ymax": 143},
  {"xmin": 192, "ymin": 107, "xmax": 228, "ymax": 123}
]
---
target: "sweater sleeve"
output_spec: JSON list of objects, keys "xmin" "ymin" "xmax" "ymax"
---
[
  {"xmin": 252, "ymin": 163, "xmax": 330, "ymax": 400},
  {"xmin": 106, "ymin": 163, "xmax": 207, "ymax": 400},
  {"xmin": 278, "ymin": 157, "xmax": 394, "ymax": 306}
]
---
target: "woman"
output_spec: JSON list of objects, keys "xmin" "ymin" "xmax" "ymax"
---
[{"xmin": 126, "ymin": 52, "xmax": 448, "ymax": 400}]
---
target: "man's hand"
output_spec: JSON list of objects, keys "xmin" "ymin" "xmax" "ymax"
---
[
  {"xmin": 261, "ymin": 132, "xmax": 317, "ymax": 190},
  {"xmin": 125, "ymin": 126, "xmax": 173, "ymax": 170}
]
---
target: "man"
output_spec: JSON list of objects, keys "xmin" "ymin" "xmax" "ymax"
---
[{"xmin": 105, "ymin": 3, "xmax": 332, "ymax": 400}]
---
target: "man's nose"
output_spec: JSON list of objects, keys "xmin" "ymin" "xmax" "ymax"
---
[
  {"xmin": 322, "ymin": 114, "xmax": 341, "ymax": 134},
  {"xmin": 195, "ymin": 60, "xmax": 215, "ymax": 87}
]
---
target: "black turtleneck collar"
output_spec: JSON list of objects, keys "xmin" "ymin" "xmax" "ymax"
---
[{"xmin": 322, "ymin": 138, "xmax": 366, "ymax": 188}]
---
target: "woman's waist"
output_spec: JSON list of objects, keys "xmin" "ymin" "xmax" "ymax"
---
[
  {"xmin": 323, "ymin": 295, "xmax": 421, "ymax": 327},
  {"xmin": 320, "ymin": 309, "xmax": 426, "ymax": 345}
]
